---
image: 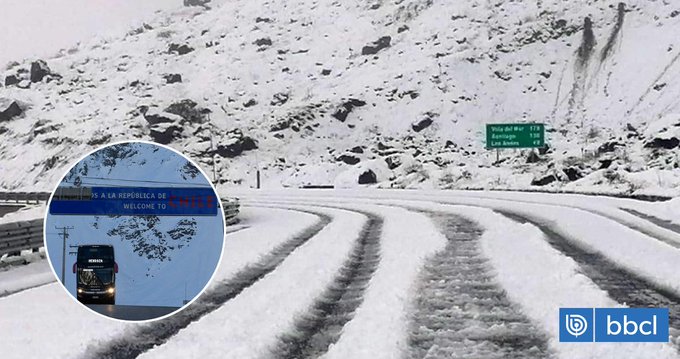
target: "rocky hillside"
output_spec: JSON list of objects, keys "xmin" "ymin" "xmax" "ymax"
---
[{"xmin": 1, "ymin": 0, "xmax": 679, "ymax": 196}]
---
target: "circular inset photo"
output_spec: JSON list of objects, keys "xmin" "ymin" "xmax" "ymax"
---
[{"xmin": 44, "ymin": 141, "xmax": 225, "ymax": 321}]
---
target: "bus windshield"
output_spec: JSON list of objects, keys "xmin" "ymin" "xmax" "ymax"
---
[{"xmin": 78, "ymin": 268, "xmax": 114, "ymax": 286}]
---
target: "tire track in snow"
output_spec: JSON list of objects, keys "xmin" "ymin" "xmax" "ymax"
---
[
  {"xmin": 405, "ymin": 210, "xmax": 553, "ymax": 359},
  {"xmin": 620, "ymin": 208, "xmax": 680, "ymax": 236},
  {"xmin": 85, "ymin": 208, "xmax": 331, "ymax": 359},
  {"xmin": 271, "ymin": 208, "xmax": 382, "ymax": 359},
  {"xmin": 453, "ymin": 194, "xmax": 680, "ymax": 250},
  {"xmin": 497, "ymin": 210, "xmax": 680, "ymax": 346}
]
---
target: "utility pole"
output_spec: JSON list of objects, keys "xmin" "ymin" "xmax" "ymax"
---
[
  {"xmin": 56, "ymin": 226, "xmax": 74, "ymax": 284},
  {"xmin": 207, "ymin": 115, "xmax": 218, "ymax": 185},
  {"xmin": 255, "ymin": 150, "xmax": 261, "ymax": 189}
]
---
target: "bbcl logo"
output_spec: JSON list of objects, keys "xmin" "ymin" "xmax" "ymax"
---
[{"xmin": 559, "ymin": 308, "xmax": 669, "ymax": 342}]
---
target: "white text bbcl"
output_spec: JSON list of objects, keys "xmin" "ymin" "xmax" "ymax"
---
[{"xmin": 607, "ymin": 315, "xmax": 658, "ymax": 336}]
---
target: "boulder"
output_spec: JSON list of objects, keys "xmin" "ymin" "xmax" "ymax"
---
[
  {"xmin": 165, "ymin": 99, "xmax": 209, "ymax": 124},
  {"xmin": 168, "ymin": 43, "xmax": 194, "ymax": 55},
  {"xmin": 149, "ymin": 123, "xmax": 183, "ymax": 144},
  {"xmin": 164, "ymin": 74, "xmax": 182, "ymax": 84},
  {"xmin": 254, "ymin": 38, "xmax": 273, "ymax": 48},
  {"xmin": 358, "ymin": 169, "xmax": 377, "ymax": 184},
  {"xmin": 349, "ymin": 146, "xmax": 364, "ymax": 154},
  {"xmin": 385, "ymin": 155, "xmax": 402, "ymax": 170},
  {"xmin": 331, "ymin": 98, "xmax": 366, "ymax": 122},
  {"xmin": 645, "ymin": 137, "xmax": 679, "ymax": 149},
  {"xmin": 270, "ymin": 118, "xmax": 293, "ymax": 132},
  {"xmin": 144, "ymin": 108, "xmax": 183, "ymax": 125},
  {"xmin": 412, "ymin": 117, "xmax": 433, "ymax": 132},
  {"xmin": 599, "ymin": 158, "xmax": 613, "ymax": 169},
  {"xmin": 270, "ymin": 92, "xmax": 289, "ymax": 106},
  {"xmin": 4, "ymin": 75, "xmax": 19, "ymax": 87},
  {"xmin": 216, "ymin": 131, "xmax": 258, "ymax": 158},
  {"xmin": 526, "ymin": 150, "xmax": 540, "ymax": 163},
  {"xmin": 531, "ymin": 174, "xmax": 557, "ymax": 186},
  {"xmin": 337, "ymin": 154, "xmax": 360, "ymax": 165},
  {"xmin": 562, "ymin": 167, "xmax": 583, "ymax": 181},
  {"xmin": 361, "ymin": 36, "xmax": 391, "ymax": 55},
  {"xmin": 30, "ymin": 60, "xmax": 51, "ymax": 83},
  {"xmin": 183, "ymin": 0, "xmax": 211, "ymax": 7},
  {"xmin": 0, "ymin": 99, "xmax": 23, "ymax": 122},
  {"xmin": 598, "ymin": 141, "xmax": 622, "ymax": 154}
]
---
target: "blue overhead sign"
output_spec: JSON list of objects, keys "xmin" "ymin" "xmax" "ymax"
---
[{"xmin": 49, "ymin": 187, "xmax": 219, "ymax": 216}]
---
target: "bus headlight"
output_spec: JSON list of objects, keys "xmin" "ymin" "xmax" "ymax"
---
[
  {"xmin": 107, "ymin": 287, "xmax": 115, "ymax": 294},
  {"xmin": 77, "ymin": 288, "xmax": 83, "ymax": 294}
]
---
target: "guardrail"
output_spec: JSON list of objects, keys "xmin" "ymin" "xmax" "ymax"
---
[
  {"xmin": 459, "ymin": 187, "xmax": 673, "ymax": 202},
  {"xmin": 223, "ymin": 198, "xmax": 240, "ymax": 225},
  {"xmin": 0, "ymin": 219, "xmax": 43, "ymax": 258},
  {"xmin": 0, "ymin": 192, "xmax": 51, "ymax": 204}
]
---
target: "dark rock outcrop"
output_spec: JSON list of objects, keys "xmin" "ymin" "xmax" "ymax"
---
[
  {"xmin": 144, "ymin": 110, "xmax": 180, "ymax": 125},
  {"xmin": 412, "ymin": 117, "xmax": 433, "ymax": 132},
  {"xmin": 598, "ymin": 141, "xmax": 622, "ymax": 153},
  {"xmin": 30, "ymin": 60, "xmax": 52, "ymax": 83},
  {"xmin": 183, "ymin": 0, "xmax": 211, "ymax": 7},
  {"xmin": 0, "ymin": 99, "xmax": 23, "ymax": 122},
  {"xmin": 337, "ymin": 154, "xmax": 360, "ymax": 165},
  {"xmin": 385, "ymin": 155, "xmax": 402, "ymax": 170},
  {"xmin": 4, "ymin": 75, "xmax": 19, "ymax": 87},
  {"xmin": 563, "ymin": 167, "xmax": 583, "ymax": 181},
  {"xmin": 164, "ymin": 74, "xmax": 182, "ymax": 84},
  {"xmin": 270, "ymin": 118, "xmax": 292, "ymax": 132},
  {"xmin": 531, "ymin": 174, "xmax": 557, "ymax": 186},
  {"xmin": 526, "ymin": 151, "xmax": 540, "ymax": 163},
  {"xmin": 349, "ymin": 146, "xmax": 364, "ymax": 154},
  {"xmin": 270, "ymin": 92, "xmax": 289, "ymax": 106},
  {"xmin": 645, "ymin": 137, "xmax": 679, "ymax": 149},
  {"xmin": 599, "ymin": 158, "xmax": 613, "ymax": 169},
  {"xmin": 361, "ymin": 36, "xmax": 391, "ymax": 55},
  {"xmin": 331, "ymin": 98, "xmax": 366, "ymax": 122},
  {"xmin": 168, "ymin": 43, "xmax": 194, "ymax": 55},
  {"xmin": 165, "ymin": 99, "xmax": 210, "ymax": 124},
  {"xmin": 254, "ymin": 38, "xmax": 273, "ymax": 48},
  {"xmin": 358, "ymin": 169, "xmax": 377, "ymax": 184},
  {"xmin": 149, "ymin": 123, "xmax": 183, "ymax": 144},
  {"xmin": 216, "ymin": 130, "xmax": 258, "ymax": 158}
]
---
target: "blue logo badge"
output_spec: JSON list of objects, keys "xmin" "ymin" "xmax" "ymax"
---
[
  {"xmin": 560, "ymin": 308, "xmax": 594, "ymax": 342},
  {"xmin": 560, "ymin": 308, "xmax": 669, "ymax": 343}
]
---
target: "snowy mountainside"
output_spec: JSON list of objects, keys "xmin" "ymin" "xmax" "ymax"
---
[{"xmin": 1, "ymin": 0, "xmax": 679, "ymax": 195}]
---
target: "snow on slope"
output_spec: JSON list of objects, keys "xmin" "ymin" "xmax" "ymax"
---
[
  {"xmin": 1, "ymin": 0, "xmax": 679, "ymax": 196},
  {"xmin": 0, "ymin": 0, "xmax": 185, "ymax": 69}
]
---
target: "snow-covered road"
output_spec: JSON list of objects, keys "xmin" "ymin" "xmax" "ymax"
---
[{"xmin": 1, "ymin": 190, "xmax": 679, "ymax": 359}]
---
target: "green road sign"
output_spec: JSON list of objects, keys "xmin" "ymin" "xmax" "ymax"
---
[{"xmin": 486, "ymin": 123, "xmax": 545, "ymax": 149}]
